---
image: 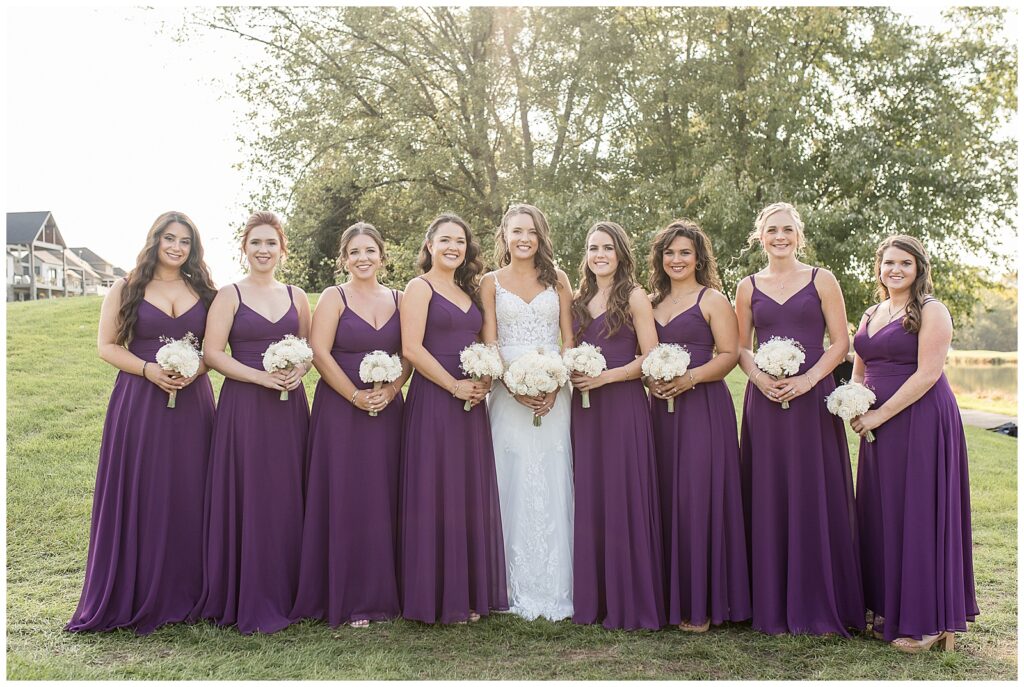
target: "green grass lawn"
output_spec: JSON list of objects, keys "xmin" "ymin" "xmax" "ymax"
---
[{"xmin": 6, "ymin": 296, "xmax": 1018, "ymax": 679}]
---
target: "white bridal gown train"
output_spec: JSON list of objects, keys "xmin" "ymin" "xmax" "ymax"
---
[{"xmin": 487, "ymin": 275, "xmax": 574, "ymax": 621}]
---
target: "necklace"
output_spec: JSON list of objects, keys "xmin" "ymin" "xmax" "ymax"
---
[
  {"xmin": 669, "ymin": 286, "xmax": 703, "ymax": 305},
  {"xmin": 151, "ymin": 276, "xmax": 184, "ymax": 282},
  {"xmin": 886, "ymin": 299, "xmax": 909, "ymax": 323}
]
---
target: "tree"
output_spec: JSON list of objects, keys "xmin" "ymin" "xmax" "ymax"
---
[{"xmin": 186, "ymin": 7, "xmax": 1016, "ymax": 324}]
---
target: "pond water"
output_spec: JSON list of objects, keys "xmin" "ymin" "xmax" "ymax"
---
[{"xmin": 944, "ymin": 364, "xmax": 1017, "ymax": 397}]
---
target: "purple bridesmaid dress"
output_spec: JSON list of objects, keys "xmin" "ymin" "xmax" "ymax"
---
[
  {"xmin": 853, "ymin": 301, "xmax": 978, "ymax": 640},
  {"xmin": 192, "ymin": 284, "xmax": 309, "ymax": 634},
  {"xmin": 291, "ymin": 287, "xmax": 403, "ymax": 626},
  {"xmin": 398, "ymin": 278, "xmax": 508, "ymax": 623},
  {"xmin": 651, "ymin": 287, "xmax": 751, "ymax": 627},
  {"xmin": 67, "ymin": 299, "xmax": 215, "ymax": 634},
  {"xmin": 738, "ymin": 268, "xmax": 865, "ymax": 636},
  {"xmin": 571, "ymin": 312, "xmax": 666, "ymax": 630}
]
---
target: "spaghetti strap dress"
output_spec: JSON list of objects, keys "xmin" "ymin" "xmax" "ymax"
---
[
  {"xmin": 853, "ymin": 301, "xmax": 978, "ymax": 640},
  {"xmin": 651, "ymin": 287, "xmax": 751, "ymax": 627},
  {"xmin": 291, "ymin": 287, "xmax": 403, "ymax": 626},
  {"xmin": 739, "ymin": 269, "xmax": 865, "ymax": 636},
  {"xmin": 67, "ymin": 298, "xmax": 215, "ymax": 634},
  {"xmin": 192, "ymin": 284, "xmax": 309, "ymax": 634},
  {"xmin": 398, "ymin": 277, "xmax": 508, "ymax": 623}
]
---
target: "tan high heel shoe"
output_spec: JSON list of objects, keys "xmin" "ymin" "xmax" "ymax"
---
[
  {"xmin": 678, "ymin": 618, "xmax": 711, "ymax": 633},
  {"xmin": 892, "ymin": 632, "xmax": 955, "ymax": 654}
]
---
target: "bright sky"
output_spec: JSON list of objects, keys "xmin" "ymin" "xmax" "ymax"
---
[{"xmin": 4, "ymin": 4, "xmax": 1017, "ymax": 285}]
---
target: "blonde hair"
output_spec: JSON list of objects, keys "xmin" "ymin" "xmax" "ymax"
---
[{"xmin": 747, "ymin": 202, "xmax": 806, "ymax": 254}]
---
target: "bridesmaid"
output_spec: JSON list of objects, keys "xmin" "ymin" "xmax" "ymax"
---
[
  {"xmin": 193, "ymin": 211, "xmax": 312, "ymax": 634},
  {"xmin": 291, "ymin": 222, "xmax": 412, "ymax": 628},
  {"xmin": 850, "ymin": 235, "xmax": 978, "ymax": 653},
  {"xmin": 570, "ymin": 220, "xmax": 665, "ymax": 631},
  {"xmin": 735, "ymin": 202, "xmax": 864, "ymax": 636},
  {"xmin": 646, "ymin": 219, "xmax": 751, "ymax": 632},
  {"xmin": 67, "ymin": 211, "xmax": 217, "ymax": 634},
  {"xmin": 398, "ymin": 213, "xmax": 508, "ymax": 624}
]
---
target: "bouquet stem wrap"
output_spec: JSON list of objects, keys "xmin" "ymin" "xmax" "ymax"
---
[
  {"xmin": 370, "ymin": 381, "xmax": 382, "ymax": 417},
  {"xmin": 167, "ymin": 390, "xmax": 177, "ymax": 409}
]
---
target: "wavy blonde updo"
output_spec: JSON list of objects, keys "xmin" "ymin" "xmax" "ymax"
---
[{"xmin": 747, "ymin": 202, "xmax": 806, "ymax": 255}]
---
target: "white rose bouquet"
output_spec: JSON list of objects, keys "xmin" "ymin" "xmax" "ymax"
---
[
  {"xmin": 641, "ymin": 343, "xmax": 692, "ymax": 414},
  {"xmin": 826, "ymin": 381, "xmax": 877, "ymax": 442},
  {"xmin": 562, "ymin": 342, "xmax": 607, "ymax": 409},
  {"xmin": 155, "ymin": 332, "xmax": 202, "ymax": 409},
  {"xmin": 753, "ymin": 336, "xmax": 806, "ymax": 409},
  {"xmin": 262, "ymin": 334, "xmax": 314, "ymax": 401},
  {"xmin": 503, "ymin": 350, "xmax": 570, "ymax": 427},
  {"xmin": 359, "ymin": 350, "xmax": 403, "ymax": 417},
  {"xmin": 459, "ymin": 342, "xmax": 503, "ymax": 411}
]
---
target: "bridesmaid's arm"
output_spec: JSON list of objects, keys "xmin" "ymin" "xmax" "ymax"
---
[
  {"xmin": 734, "ymin": 276, "xmax": 781, "ymax": 401},
  {"xmin": 692, "ymin": 289, "xmax": 740, "ymax": 383},
  {"xmin": 276, "ymin": 285, "xmax": 313, "ymax": 390},
  {"xmin": 777, "ymin": 269, "xmax": 850, "ymax": 403},
  {"xmin": 96, "ymin": 278, "xmax": 180, "ymax": 394},
  {"xmin": 392, "ymin": 290, "xmax": 413, "ymax": 396},
  {"xmin": 851, "ymin": 301, "xmax": 952, "ymax": 437},
  {"xmin": 203, "ymin": 286, "xmax": 286, "ymax": 391},
  {"xmin": 309, "ymin": 287, "xmax": 361, "ymax": 405},
  {"xmin": 400, "ymin": 278, "xmax": 487, "ymax": 405},
  {"xmin": 850, "ymin": 311, "xmax": 870, "ymax": 385},
  {"xmin": 556, "ymin": 269, "xmax": 576, "ymax": 351}
]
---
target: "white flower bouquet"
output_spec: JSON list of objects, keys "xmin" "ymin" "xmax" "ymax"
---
[
  {"xmin": 503, "ymin": 350, "xmax": 570, "ymax": 427},
  {"xmin": 155, "ymin": 332, "xmax": 202, "ymax": 409},
  {"xmin": 562, "ymin": 342, "xmax": 607, "ymax": 409},
  {"xmin": 359, "ymin": 350, "xmax": 403, "ymax": 416},
  {"xmin": 459, "ymin": 342, "xmax": 503, "ymax": 411},
  {"xmin": 826, "ymin": 381, "xmax": 877, "ymax": 442},
  {"xmin": 641, "ymin": 343, "xmax": 691, "ymax": 414},
  {"xmin": 262, "ymin": 334, "xmax": 313, "ymax": 401},
  {"xmin": 753, "ymin": 336, "xmax": 806, "ymax": 409}
]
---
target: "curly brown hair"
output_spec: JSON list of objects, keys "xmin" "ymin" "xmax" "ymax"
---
[
  {"xmin": 572, "ymin": 221, "xmax": 638, "ymax": 341},
  {"xmin": 418, "ymin": 213, "xmax": 485, "ymax": 307},
  {"xmin": 873, "ymin": 234, "xmax": 934, "ymax": 334},
  {"xmin": 648, "ymin": 218, "xmax": 723, "ymax": 306},
  {"xmin": 493, "ymin": 204, "xmax": 560, "ymax": 290},
  {"xmin": 116, "ymin": 211, "xmax": 217, "ymax": 346}
]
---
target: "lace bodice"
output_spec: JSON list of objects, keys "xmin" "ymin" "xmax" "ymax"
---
[{"xmin": 494, "ymin": 275, "xmax": 561, "ymax": 360}]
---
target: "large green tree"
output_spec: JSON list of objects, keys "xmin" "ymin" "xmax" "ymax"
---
[{"xmin": 190, "ymin": 7, "xmax": 1015, "ymax": 322}]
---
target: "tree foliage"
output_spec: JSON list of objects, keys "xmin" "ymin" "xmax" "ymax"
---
[{"xmin": 190, "ymin": 6, "xmax": 1016, "ymax": 322}]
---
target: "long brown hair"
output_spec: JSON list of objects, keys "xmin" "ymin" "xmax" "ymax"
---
[
  {"xmin": 648, "ymin": 218, "xmax": 723, "ymax": 306},
  {"xmin": 417, "ymin": 213, "xmax": 485, "ymax": 306},
  {"xmin": 873, "ymin": 234, "xmax": 934, "ymax": 334},
  {"xmin": 335, "ymin": 222, "xmax": 387, "ymax": 279},
  {"xmin": 493, "ymin": 204, "xmax": 559, "ymax": 289},
  {"xmin": 572, "ymin": 221, "xmax": 638, "ymax": 341},
  {"xmin": 116, "ymin": 211, "xmax": 217, "ymax": 346}
]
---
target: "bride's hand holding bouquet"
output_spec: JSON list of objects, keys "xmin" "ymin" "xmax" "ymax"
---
[{"xmin": 503, "ymin": 350, "xmax": 569, "ymax": 427}]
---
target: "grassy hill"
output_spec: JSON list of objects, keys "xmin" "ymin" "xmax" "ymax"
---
[{"xmin": 5, "ymin": 296, "xmax": 1018, "ymax": 679}]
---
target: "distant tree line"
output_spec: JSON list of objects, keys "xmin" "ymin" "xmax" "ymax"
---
[
  {"xmin": 953, "ymin": 273, "xmax": 1018, "ymax": 352},
  {"xmin": 188, "ymin": 6, "xmax": 1016, "ymax": 325}
]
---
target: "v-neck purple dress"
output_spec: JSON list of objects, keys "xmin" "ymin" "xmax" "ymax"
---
[
  {"xmin": 853, "ymin": 301, "xmax": 978, "ymax": 640},
  {"xmin": 398, "ymin": 278, "xmax": 508, "ymax": 624},
  {"xmin": 571, "ymin": 311, "xmax": 666, "ymax": 630},
  {"xmin": 192, "ymin": 284, "xmax": 309, "ymax": 634},
  {"xmin": 67, "ymin": 298, "xmax": 215, "ymax": 634},
  {"xmin": 738, "ymin": 269, "xmax": 865, "ymax": 636},
  {"xmin": 651, "ymin": 287, "xmax": 751, "ymax": 627},
  {"xmin": 291, "ymin": 287, "xmax": 403, "ymax": 627}
]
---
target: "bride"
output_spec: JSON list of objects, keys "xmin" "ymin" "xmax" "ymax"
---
[{"xmin": 480, "ymin": 204, "xmax": 575, "ymax": 621}]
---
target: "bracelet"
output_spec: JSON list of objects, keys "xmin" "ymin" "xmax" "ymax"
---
[
  {"xmin": 141, "ymin": 361, "xmax": 150, "ymax": 379},
  {"xmin": 351, "ymin": 390, "xmax": 360, "ymax": 404},
  {"xmin": 451, "ymin": 382, "xmax": 461, "ymax": 397},
  {"xmin": 753, "ymin": 370, "xmax": 763, "ymax": 385},
  {"xmin": 687, "ymin": 370, "xmax": 696, "ymax": 387}
]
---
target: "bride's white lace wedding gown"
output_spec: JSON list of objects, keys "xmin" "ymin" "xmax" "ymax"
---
[{"xmin": 487, "ymin": 275, "xmax": 574, "ymax": 621}]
